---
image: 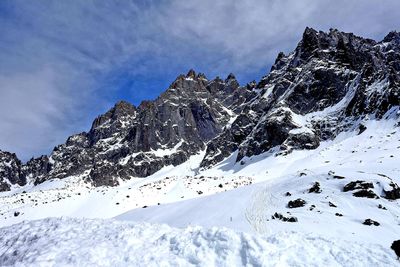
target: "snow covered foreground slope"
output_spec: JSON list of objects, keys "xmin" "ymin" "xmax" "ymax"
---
[
  {"xmin": 0, "ymin": 217, "xmax": 397, "ymax": 266},
  {"xmin": 0, "ymin": 117, "xmax": 400, "ymax": 264},
  {"xmin": 116, "ymin": 119, "xmax": 400, "ymax": 247}
]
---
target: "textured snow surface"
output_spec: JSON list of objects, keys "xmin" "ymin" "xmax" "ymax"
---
[
  {"xmin": 1, "ymin": 119, "xmax": 400, "ymax": 265},
  {"xmin": 0, "ymin": 217, "xmax": 397, "ymax": 267}
]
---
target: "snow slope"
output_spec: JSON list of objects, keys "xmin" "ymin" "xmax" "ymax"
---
[
  {"xmin": 115, "ymin": 118, "xmax": 400, "ymax": 250},
  {"xmin": 1, "ymin": 118, "xmax": 400, "ymax": 264},
  {"xmin": 0, "ymin": 217, "xmax": 397, "ymax": 266},
  {"xmin": 0, "ymin": 152, "xmax": 254, "ymax": 227}
]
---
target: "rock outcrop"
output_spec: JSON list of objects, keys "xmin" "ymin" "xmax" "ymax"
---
[{"xmin": 0, "ymin": 150, "xmax": 25, "ymax": 191}]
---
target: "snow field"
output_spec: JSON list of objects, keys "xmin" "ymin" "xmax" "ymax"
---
[{"xmin": 0, "ymin": 217, "xmax": 397, "ymax": 266}]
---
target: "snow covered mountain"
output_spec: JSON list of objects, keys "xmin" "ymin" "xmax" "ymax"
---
[
  {"xmin": 201, "ymin": 27, "xmax": 400, "ymax": 167},
  {"xmin": 1, "ymin": 28, "xmax": 399, "ymax": 191},
  {"xmin": 0, "ymin": 70, "xmax": 255, "ymax": 189},
  {"xmin": 1, "ymin": 28, "xmax": 400, "ymax": 265}
]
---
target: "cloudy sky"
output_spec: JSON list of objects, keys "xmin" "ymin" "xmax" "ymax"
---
[{"xmin": 0, "ymin": 0, "xmax": 399, "ymax": 161}]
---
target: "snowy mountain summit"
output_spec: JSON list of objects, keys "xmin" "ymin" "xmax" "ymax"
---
[
  {"xmin": 1, "ymin": 28, "xmax": 400, "ymax": 265},
  {"xmin": 1, "ymin": 28, "xmax": 399, "ymax": 190}
]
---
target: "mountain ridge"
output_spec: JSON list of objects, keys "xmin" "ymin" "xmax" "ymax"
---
[{"xmin": 0, "ymin": 27, "xmax": 399, "ymax": 191}]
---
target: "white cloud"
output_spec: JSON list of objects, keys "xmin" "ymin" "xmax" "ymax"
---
[{"xmin": 0, "ymin": 68, "xmax": 69, "ymax": 157}]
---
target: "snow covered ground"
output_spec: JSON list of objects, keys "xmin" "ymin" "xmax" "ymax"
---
[
  {"xmin": 0, "ymin": 217, "xmax": 397, "ymax": 266},
  {"xmin": 1, "ymin": 118, "xmax": 400, "ymax": 264}
]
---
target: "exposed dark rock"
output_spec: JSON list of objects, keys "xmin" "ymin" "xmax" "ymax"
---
[
  {"xmin": 272, "ymin": 212, "xmax": 298, "ymax": 222},
  {"xmin": 343, "ymin": 180, "xmax": 374, "ymax": 192},
  {"xmin": 309, "ymin": 182, "xmax": 322, "ymax": 193},
  {"xmin": 285, "ymin": 192, "xmax": 292, "ymax": 196},
  {"xmin": 363, "ymin": 219, "xmax": 380, "ymax": 226},
  {"xmin": 288, "ymin": 198, "xmax": 306, "ymax": 208},
  {"xmin": 353, "ymin": 189, "xmax": 378, "ymax": 198},
  {"xmin": 333, "ymin": 175, "xmax": 345, "ymax": 179},
  {"xmin": 378, "ymin": 204, "xmax": 387, "ymax": 210},
  {"xmin": 329, "ymin": 202, "xmax": 337, "ymax": 208},
  {"xmin": 358, "ymin": 124, "xmax": 367, "ymax": 135},
  {"xmin": 0, "ymin": 150, "xmax": 26, "ymax": 191},
  {"xmin": 335, "ymin": 213, "xmax": 343, "ymax": 217},
  {"xmin": 391, "ymin": 240, "xmax": 400, "ymax": 259},
  {"xmin": 13, "ymin": 211, "xmax": 20, "ymax": 217},
  {"xmin": 287, "ymin": 217, "xmax": 298, "ymax": 222},
  {"xmin": 384, "ymin": 182, "xmax": 400, "ymax": 200},
  {"xmin": 284, "ymin": 131, "xmax": 320, "ymax": 150}
]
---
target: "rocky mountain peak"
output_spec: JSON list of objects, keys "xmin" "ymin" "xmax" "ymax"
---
[
  {"xmin": 91, "ymin": 100, "xmax": 136, "ymax": 131},
  {"xmin": 197, "ymin": 72, "xmax": 208, "ymax": 80},
  {"xmin": 0, "ymin": 65, "xmax": 255, "ymax": 189},
  {"xmin": 186, "ymin": 69, "xmax": 196, "ymax": 79},
  {"xmin": 224, "ymin": 73, "xmax": 239, "ymax": 88},
  {"xmin": 1, "ymin": 28, "xmax": 399, "ymax": 191},
  {"xmin": 382, "ymin": 31, "xmax": 400, "ymax": 44},
  {"xmin": 113, "ymin": 100, "xmax": 136, "ymax": 113},
  {"xmin": 201, "ymin": 27, "xmax": 400, "ymax": 168},
  {"xmin": 225, "ymin": 73, "xmax": 236, "ymax": 81},
  {"xmin": 168, "ymin": 69, "xmax": 208, "ymax": 91}
]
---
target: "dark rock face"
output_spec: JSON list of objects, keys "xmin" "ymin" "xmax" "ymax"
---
[
  {"xmin": 272, "ymin": 212, "xmax": 298, "ymax": 222},
  {"xmin": 0, "ymin": 70, "xmax": 254, "ymax": 189},
  {"xmin": 378, "ymin": 204, "xmax": 387, "ymax": 210},
  {"xmin": 353, "ymin": 190, "xmax": 378, "ymax": 199},
  {"xmin": 24, "ymin": 156, "xmax": 52, "ymax": 185},
  {"xmin": 384, "ymin": 182, "xmax": 400, "ymax": 200},
  {"xmin": 363, "ymin": 219, "xmax": 380, "ymax": 226},
  {"xmin": 329, "ymin": 202, "xmax": 337, "ymax": 208},
  {"xmin": 201, "ymin": 28, "xmax": 400, "ymax": 168},
  {"xmin": 343, "ymin": 180, "xmax": 374, "ymax": 192},
  {"xmin": 333, "ymin": 175, "xmax": 345, "ymax": 179},
  {"xmin": 1, "ymin": 28, "xmax": 400, "ymax": 191},
  {"xmin": 0, "ymin": 150, "xmax": 26, "ymax": 191},
  {"xmin": 288, "ymin": 198, "xmax": 306, "ymax": 208},
  {"xmin": 309, "ymin": 182, "xmax": 322, "ymax": 193},
  {"xmin": 54, "ymin": 70, "xmax": 253, "ymax": 186},
  {"xmin": 391, "ymin": 240, "xmax": 400, "ymax": 259},
  {"xmin": 358, "ymin": 124, "xmax": 367, "ymax": 135}
]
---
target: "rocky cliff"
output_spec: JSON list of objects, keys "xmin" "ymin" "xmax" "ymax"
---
[
  {"xmin": 201, "ymin": 28, "xmax": 400, "ymax": 167},
  {"xmin": 1, "ymin": 28, "xmax": 399, "ymax": 191},
  {"xmin": 0, "ymin": 70, "xmax": 254, "ymax": 189}
]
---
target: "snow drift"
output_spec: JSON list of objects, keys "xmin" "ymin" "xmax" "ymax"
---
[{"xmin": 0, "ymin": 217, "xmax": 397, "ymax": 267}]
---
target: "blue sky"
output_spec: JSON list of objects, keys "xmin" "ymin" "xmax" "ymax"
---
[{"xmin": 0, "ymin": 0, "xmax": 399, "ymax": 161}]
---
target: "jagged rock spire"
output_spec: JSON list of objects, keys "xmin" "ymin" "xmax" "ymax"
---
[
  {"xmin": 226, "ymin": 73, "xmax": 236, "ymax": 80},
  {"xmin": 186, "ymin": 69, "xmax": 196, "ymax": 79},
  {"xmin": 383, "ymin": 31, "xmax": 400, "ymax": 44}
]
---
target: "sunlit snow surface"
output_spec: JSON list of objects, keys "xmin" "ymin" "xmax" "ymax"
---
[
  {"xmin": 1, "ymin": 118, "xmax": 400, "ymax": 265},
  {"xmin": 0, "ymin": 217, "xmax": 397, "ymax": 266}
]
